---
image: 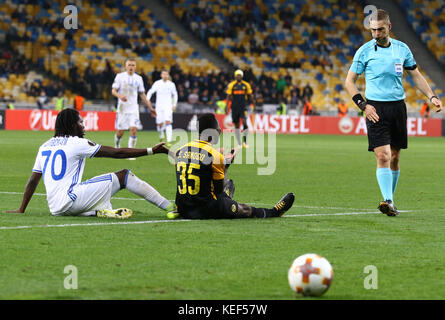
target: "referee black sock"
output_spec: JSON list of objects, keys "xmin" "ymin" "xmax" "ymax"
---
[{"xmin": 251, "ymin": 206, "xmax": 277, "ymax": 218}]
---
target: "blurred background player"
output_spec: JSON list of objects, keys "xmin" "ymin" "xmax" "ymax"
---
[
  {"xmin": 112, "ymin": 58, "xmax": 156, "ymax": 158},
  {"xmin": 170, "ymin": 113, "xmax": 294, "ymax": 220},
  {"xmin": 226, "ymin": 69, "xmax": 254, "ymax": 148},
  {"xmin": 146, "ymin": 70, "xmax": 178, "ymax": 146}
]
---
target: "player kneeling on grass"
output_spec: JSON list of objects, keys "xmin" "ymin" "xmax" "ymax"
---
[
  {"xmin": 168, "ymin": 113, "xmax": 294, "ymax": 220},
  {"xmin": 5, "ymin": 108, "xmax": 175, "ymax": 219}
]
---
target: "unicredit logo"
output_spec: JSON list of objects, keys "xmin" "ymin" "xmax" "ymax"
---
[
  {"xmin": 338, "ymin": 116, "xmax": 353, "ymax": 134},
  {"xmin": 29, "ymin": 110, "xmax": 57, "ymax": 131},
  {"xmin": 28, "ymin": 110, "xmax": 99, "ymax": 131}
]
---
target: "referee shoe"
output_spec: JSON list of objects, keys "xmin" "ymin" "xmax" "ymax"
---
[{"xmin": 378, "ymin": 200, "xmax": 400, "ymax": 217}]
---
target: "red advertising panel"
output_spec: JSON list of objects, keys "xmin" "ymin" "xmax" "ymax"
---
[
  {"xmin": 5, "ymin": 109, "xmax": 116, "ymax": 131},
  {"xmin": 215, "ymin": 114, "xmax": 442, "ymax": 137}
]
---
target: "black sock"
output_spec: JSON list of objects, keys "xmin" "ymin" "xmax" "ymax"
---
[
  {"xmin": 251, "ymin": 207, "xmax": 277, "ymax": 218},
  {"xmin": 243, "ymin": 134, "xmax": 247, "ymax": 143}
]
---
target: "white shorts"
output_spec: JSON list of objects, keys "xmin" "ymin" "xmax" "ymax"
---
[
  {"xmin": 57, "ymin": 173, "xmax": 120, "ymax": 216},
  {"xmin": 156, "ymin": 108, "xmax": 173, "ymax": 125},
  {"xmin": 115, "ymin": 112, "xmax": 142, "ymax": 130}
]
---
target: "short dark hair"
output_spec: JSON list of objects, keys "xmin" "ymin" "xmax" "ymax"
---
[
  {"xmin": 54, "ymin": 108, "xmax": 80, "ymax": 137},
  {"xmin": 197, "ymin": 113, "xmax": 219, "ymax": 134},
  {"xmin": 370, "ymin": 9, "xmax": 390, "ymax": 23}
]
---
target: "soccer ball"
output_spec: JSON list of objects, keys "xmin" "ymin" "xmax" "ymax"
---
[{"xmin": 288, "ymin": 253, "xmax": 334, "ymax": 297}]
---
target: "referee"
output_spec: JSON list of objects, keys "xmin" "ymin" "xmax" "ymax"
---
[{"xmin": 345, "ymin": 9, "xmax": 443, "ymax": 216}]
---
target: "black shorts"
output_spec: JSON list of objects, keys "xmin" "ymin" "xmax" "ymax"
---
[
  {"xmin": 231, "ymin": 107, "xmax": 247, "ymax": 126},
  {"xmin": 179, "ymin": 194, "xmax": 239, "ymax": 219},
  {"xmin": 366, "ymin": 99, "xmax": 407, "ymax": 152}
]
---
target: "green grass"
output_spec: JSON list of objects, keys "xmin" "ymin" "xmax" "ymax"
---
[{"xmin": 1, "ymin": 130, "xmax": 445, "ymax": 299}]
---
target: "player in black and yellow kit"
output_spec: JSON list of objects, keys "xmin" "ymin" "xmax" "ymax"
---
[
  {"xmin": 226, "ymin": 69, "xmax": 254, "ymax": 148},
  {"xmin": 170, "ymin": 113, "xmax": 294, "ymax": 219}
]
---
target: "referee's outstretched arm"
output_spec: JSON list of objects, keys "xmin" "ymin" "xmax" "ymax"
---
[{"xmin": 406, "ymin": 68, "xmax": 443, "ymax": 113}]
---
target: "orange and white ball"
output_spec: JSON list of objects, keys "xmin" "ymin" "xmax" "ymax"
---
[{"xmin": 288, "ymin": 253, "xmax": 334, "ymax": 297}]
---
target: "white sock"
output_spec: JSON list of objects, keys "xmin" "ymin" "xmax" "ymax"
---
[
  {"xmin": 243, "ymin": 129, "xmax": 248, "ymax": 143},
  {"xmin": 79, "ymin": 211, "xmax": 97, "ymax": 217},
  {"xmin": 165, "ymin": 124, "xmax": 172, "ymax": 143},
  {"xmin": 115, "ymin": 134, "xmax": 122, "ymax": 148},
  {"xmin": 157, "ymin": 125, "xmax": 165, "ymax": 139},
  {"xmin": 125, "ymin": 171, "xmax": 171, "ymax": 209},
  {"xmin": 235, "ymin": 129, "xmax": 241, "ymax": 145},
  {"xmin": 128, "ymin": 135, "xmax": 137, "ymax": 148}
]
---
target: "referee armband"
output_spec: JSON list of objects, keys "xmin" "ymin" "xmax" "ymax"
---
[{"xmin": 352, "ymin": 94, "xmax": 367, "ymax": 111}]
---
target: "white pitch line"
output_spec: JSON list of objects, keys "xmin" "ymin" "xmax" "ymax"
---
[
  {"xmin": 285, "ymin": 211, "xmax": 380, "ymax": 217},
  {"xmin": 0, "ymin": 210, "xmax": 410, "ymax": 231},
  {"xmin": 0, "ymin": 191, "xmax": 376, "ymax": 211},
  {"xmin": 245, "ymin": 203, "xmax": 377, "ymax": 211}
]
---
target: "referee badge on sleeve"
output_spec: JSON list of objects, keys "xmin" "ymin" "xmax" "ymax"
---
[{"xmin": 395, "ymin": 63, "xmax": 403, "ymax": 76}]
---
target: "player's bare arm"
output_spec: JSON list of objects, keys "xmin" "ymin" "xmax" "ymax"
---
[
  {"xmin": 345, "ymin": 70, "xmax": 379, "ymax": 123},
  {"xmin": 225, "ymin": 94, "xmax": 232, "ymax": 114},
  {"xmin": 95, "ymin": 142, "xmax": 168, "ymax": 159},
  {"xmin": 139, "ymin": 92, "xmax": 156, "ymax": 117},
  {"xmin": 112, "ymin": 87, "xmax": 127, "ymax": 102},
  {"xmin": 5, "ymin": 172, "xmax": 42, "ymax": 214},
  {"xmin": 407, "ymin": 68, "xmax": 443, "ymax": 112}
]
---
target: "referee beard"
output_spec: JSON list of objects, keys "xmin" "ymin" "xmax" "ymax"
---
[{"xmin": 344, "ymin": 9, "xmax": 443, "ymax": 216}]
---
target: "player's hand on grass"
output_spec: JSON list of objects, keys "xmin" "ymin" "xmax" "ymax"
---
[
  {"xmin": 152, "ymin": 142, "xmax": 169, "ymax": 154},
  {"xmin": 364, "ymin": 104, "xmax": 379, "ymax": 123},
  {"xmin": 4, "ymin": 209, "xmax": 24, "ymax": 214},
  {"xmin": 431, "ymin": 97, "xmax": 443, "ymax": 113}
]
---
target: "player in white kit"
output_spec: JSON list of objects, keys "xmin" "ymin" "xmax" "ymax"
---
[
  {"xmin": 6, "ymin": 109, "xmax": 176, "ymax": 219},
  {"xmin": 146, "ymin": 70, "xmax": 178, "ymax": 145},
  {"xmin": 112, "ymin": 58, "xmax": 156, "ymax": 155}
]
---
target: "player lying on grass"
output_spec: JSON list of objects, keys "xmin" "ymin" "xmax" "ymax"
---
[
  {"xmin": 5, "ymin": 108, "xmax": 175, "ymax": 219},
  {"xmin": 168, "ymin": 113, "xmax": 294, "ymax": 219}
]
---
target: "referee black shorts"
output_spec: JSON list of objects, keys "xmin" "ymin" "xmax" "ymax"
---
[{"xmin": 366, "ymin": 99, "xmax": 407, "ymax": 152}]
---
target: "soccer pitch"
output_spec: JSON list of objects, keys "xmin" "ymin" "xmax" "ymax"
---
[{"xmin": 1, "ymin": 130, "xmax": 445, "ymax": 300}]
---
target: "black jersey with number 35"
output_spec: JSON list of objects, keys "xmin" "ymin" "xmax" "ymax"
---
[{"xmin": 174, "ymin": 140, "xmax": 225, "ymax": 214}]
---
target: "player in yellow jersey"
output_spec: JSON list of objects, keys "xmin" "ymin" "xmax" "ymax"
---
[
  {"xmin": 226, "ymin": 70, "xmax": 254, "ymax": 148},
  {"xmin": 170, "ymin": 113, "xmax": 294, "ymax": 219}
]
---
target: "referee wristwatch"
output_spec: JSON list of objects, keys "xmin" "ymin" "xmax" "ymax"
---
[{"xmin": 429, "ymin": 95, "xmax": 438, "ymax": 102}]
